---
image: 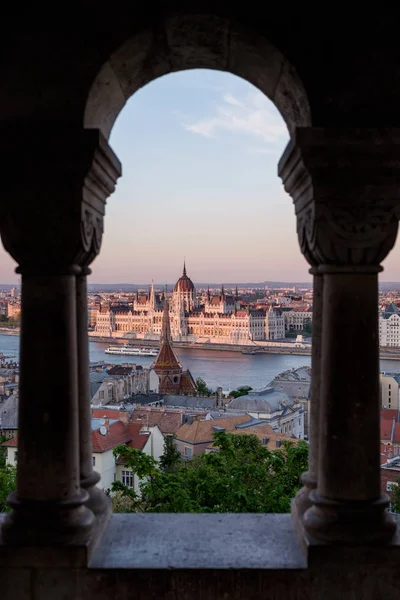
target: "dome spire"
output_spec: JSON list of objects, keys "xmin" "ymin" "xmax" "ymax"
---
[{"xmin": 183, "ymin": 259, "xmax": 187, "ymax": 277}]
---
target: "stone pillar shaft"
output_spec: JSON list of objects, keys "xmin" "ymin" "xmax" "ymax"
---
[
  {"xmin": 318, "ymin": 269, "xmax": 380, "ymax": 501},
  {"xmin": 293, "ymin": 271, "xmax": 323, "ymax": 522},
  {"xmin": 76, "ymin": 270, "xmax": 110, "ymax": 515},
  {"xmin": 307, "ymin": 272, "xmax": 323, "ymax": 479},
  {"xmin": 1, "ymin": 271, "xmax": 93, "ymax": 544}
]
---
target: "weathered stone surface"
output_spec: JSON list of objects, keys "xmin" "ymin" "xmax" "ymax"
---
[{"xmin": 89, "ymin": 513, "xmax": 307, "ymax": 569}]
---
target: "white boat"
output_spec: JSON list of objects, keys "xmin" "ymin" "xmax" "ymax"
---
[{"xmin": 105, "ymin": 345, "xmax": 159, "ymax": 357}]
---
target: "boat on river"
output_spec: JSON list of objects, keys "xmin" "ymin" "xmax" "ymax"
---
[{"xmin": 105, "ymin": 345, "xmax": 158, "ymax": 357}]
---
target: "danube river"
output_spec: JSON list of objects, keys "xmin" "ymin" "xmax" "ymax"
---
[{"xmin": 2, "ymin": 334, "xmax": 400, "ymax": 391}]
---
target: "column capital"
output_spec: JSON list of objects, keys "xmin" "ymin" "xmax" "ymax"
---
[
  {"xmin": 278, "ymin": 127, "xmax": 400, "ymax": 267},
  {"xmin": 0, "ymin": 125, "xmax": 121, "ymax": 272}
]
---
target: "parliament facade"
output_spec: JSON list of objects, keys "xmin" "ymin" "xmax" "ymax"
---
[{"xmin": 95, "ymin": 264, "xmax": 285, "ymax": 343}]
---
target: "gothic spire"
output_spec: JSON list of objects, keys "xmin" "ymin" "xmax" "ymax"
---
[
  {"xmin": 161, "ymin": 296, "xmax": 172, "ymax": 344},
  {"xmin": 149, "ymin": 279, "xmax": 155, "ymax": 308},
  {"xmin": 183, "ymin": 259, "xmax": 187, "ymax": 277},
  {"xmin": 153, "ymin": 295, "xmax": 182, "ymax": 373}
]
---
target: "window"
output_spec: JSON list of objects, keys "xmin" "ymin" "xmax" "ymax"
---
[
  {"xmin": 386, "ymin": 481, "xmax": 399, "ymax": 492},
  {"xmin": 92, "ymin": 456, "xmax": 96, "ymax": 467},
  {"xmin": 184, "ymin": 446, "xmax": 192, "ymax": 458},
  {"xmin": 122, "ymin": 470, "xmax": 134, "ymax": 488}
]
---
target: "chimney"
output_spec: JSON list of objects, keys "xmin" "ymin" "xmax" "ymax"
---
[
  {"xmin": 103, "ymin": 416, "xmax": 110, "ymax": 433},
  {"xmin": 119, "ymin": 410, "xmax": 130, "ymax": 425},
  {"xmin": 276, "ymin": 439, "xmax": 281, "ymax": 448}
]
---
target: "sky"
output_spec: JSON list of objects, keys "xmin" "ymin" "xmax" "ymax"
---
[{"xmin": 1, "ymin": 68, "xmax": 400, "ymax": 284}]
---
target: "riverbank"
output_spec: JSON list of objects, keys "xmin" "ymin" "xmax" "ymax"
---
[
  {"xmin": 3, "ymin": 328, "xmax": 400, "ymax": 360},
  {"xmin": 88, "ymin": 335, "xmax": 313, "ymax": 356},
  {"xmin": 0, "ymin": 327, "xmax": 19, "ymax": 335}
]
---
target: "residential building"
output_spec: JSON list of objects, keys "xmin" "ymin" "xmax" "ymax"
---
[
  {"xmin": 269, "ymin": 366, "xmax": 312, "ymax": 437},
  {"xmin": 175, "ymin": 414, "xmax": 295, "ymax": 459},
  {"xmin": 283, "ymin": 306, "xmax": 313, "ymax": 332},
  {"xmin": 380, "ymin": 373, "xmax": 400, "ymax": 410},
  {"xmin": 381, "ymin": 456, "xmax": 400, "ymax": 512},
  {"xmin": 0, "ymin": 394, "xmax": 18, "ymax": 439},
  {"xmin": 3, "ymin": 415, "xmax": 165, "ymax": 497},
  {"xmin": 225, "ymin": 388, "xmax": 305, "ymax": 439},
  {"xmin": 90, "ymin": 364, "xmax": 159, "ymax": 405},
  {"xmin": 379, "ymin": 303, "xmax": 400, "ymax": 347},
  {"xmin": 6, "ymin": 302, "xmax": 21, "ymax": 320}
]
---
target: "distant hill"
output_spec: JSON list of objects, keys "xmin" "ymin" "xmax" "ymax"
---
[
  {"xmin": 0, "ymin": 280, "xmax": 399, "ymax": 292},
  {"xmin": 86, "ymin": 281, "xmax": 400, "ymax": 292},
  {"xmin": 86, "ymin": 281, "xmax": 314, "ymax": 292}
]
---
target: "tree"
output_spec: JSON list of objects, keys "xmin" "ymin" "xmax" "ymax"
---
[
  {"xmin": 229, "ymin": 386, "xmax": 252, "ymax": 399},
  {"xmin": 303, "ymin": 318, "xmax": 312, "ymax": 335},
  {"xmin": 389, "ymin": 478, "xmax": 400, "ymax": 513},
  {"xmin": 0, "ymin": 436, "xmax": 7, "ymax": 468},
  {"xmin": 0, "ymin": 465, "xmax": 16, "ymax": 513},
  {"xmin": 111, "ymin": 432, "xmax": 308, "ymax": 514},
  {"xmin": 159, "ymin": 435, "xmax": 181, "ymax": 473},
  {"xmin": 196, "ymin": 377, "xmax": 213, "ymax": 396}
]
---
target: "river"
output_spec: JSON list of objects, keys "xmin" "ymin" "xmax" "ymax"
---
[{"xmin": 1, "ymin": 334, "xmax": 400, "ymax": 391}]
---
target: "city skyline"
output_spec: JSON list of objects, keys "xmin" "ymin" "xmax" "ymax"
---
[{"xmin": 1, "ymin": 68, "xmax": 400, "ymax": 283}]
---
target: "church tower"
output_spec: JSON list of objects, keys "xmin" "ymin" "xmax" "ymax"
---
[{"xmin": 153, "ymin": 299, "xmax": 196, "ymax": 394}]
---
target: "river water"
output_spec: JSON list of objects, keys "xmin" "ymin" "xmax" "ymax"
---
[{"xmin": 1, "ymin": 334, "xmax": 400, "ymax": 391}]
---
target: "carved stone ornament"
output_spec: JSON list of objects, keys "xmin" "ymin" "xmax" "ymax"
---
[
  {"xmin": 278, "ymin": 128, "xmax": 400, "ymax": 268},
  {"xmin": 0, "ymin": 126, "xmax": 121, "ymax": 273}
]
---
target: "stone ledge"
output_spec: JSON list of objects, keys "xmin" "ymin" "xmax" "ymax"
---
[
  {"xmin": 89, "ymin": 513, "xmax": 307, "ymax": 569},
  {"xmin": 0, "ymin": 508, "xmax": 110, "ymax": 568}
]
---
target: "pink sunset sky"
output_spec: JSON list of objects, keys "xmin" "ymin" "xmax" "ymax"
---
[{"xmin": 1, "ymin": 69, "xmax": 400, "ymax": 284}]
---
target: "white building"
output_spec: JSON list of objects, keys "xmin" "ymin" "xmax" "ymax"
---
[
  {"xmin": 283, "ymin": 306, "xmax": 313, "ymax": 332},
  {"xmin": 3, "ymin": 414, "xmax": 165, "ymax": 497},
  {"xmin": 379, "ymin": 303, "xmax": 400, "ymax": 347}
]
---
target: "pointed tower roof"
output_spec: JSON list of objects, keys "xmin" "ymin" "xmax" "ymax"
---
[
  {"xmin": 149, "ymin": 279, "xmax": 155, "ymax": 308},
  {"xmin": 153, "ymin": 299, "xmax": 182, "ymax": 371},
  {"xmin": 174, "ymin": 261, "xmax": 195, "ymax": 293}
]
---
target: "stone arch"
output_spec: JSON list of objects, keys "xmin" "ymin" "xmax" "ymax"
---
[{"xmin": 84, "ymin": 15, "xmax": 311, "ymax": 139}]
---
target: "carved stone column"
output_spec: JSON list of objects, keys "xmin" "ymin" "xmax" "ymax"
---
[
  {"xmin": 0, "ymin": 126, "xmax": 121, "ymax": 547},
  {"xmin": 291, "ymin": 269, "xmax": 323, "ymax": 526},
  {"xmin": 279, "ymin": 128, "xmax": 400, "ymax": 544},
  {"xmin": 74, "ymin": 133, "xmax": 121, "ymax": 523}
]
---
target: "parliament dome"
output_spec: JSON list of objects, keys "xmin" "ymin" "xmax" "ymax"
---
[{"xmin": 174, "ymin": 262, "xmax": 195, "ymax": 293}]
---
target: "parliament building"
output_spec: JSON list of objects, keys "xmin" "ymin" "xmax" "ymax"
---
[{"xmin": 95, "ymin": 264, "xmax": 285, "ymax": 343}]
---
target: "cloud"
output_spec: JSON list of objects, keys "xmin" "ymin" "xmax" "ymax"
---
[{"xmin": 183, "ymin": 90, "xmax": 288, "ymax": 146}]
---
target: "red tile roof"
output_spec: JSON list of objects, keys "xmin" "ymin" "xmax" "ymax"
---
[
  {"xmin": 130, "ymin": 409, "xmax": 184, "ymax": 434},
  {"xmin": 380, "ymin": 417, "xmax": 400, "ymax": 444},
  {"xmin": 380, "ymin": 419, "xmax": 394, "ymax": 441},
  {"xmin": 92, "ymin": 421, "xmax": 148, "ymax": 453},
  {"xmin": 3, "ymin": 422, "xmax": 151, "ymax": 455},
  {"xmin": 2, "ymin": 436, "xmax": 17, "ymax": 447},
  {"xmin": 381, "ymin": 409, "xmax": 399, "ymax": 421},
  {"xmin": 92, "ymin": 409, "xmax": 123, "ymax": 419}
]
